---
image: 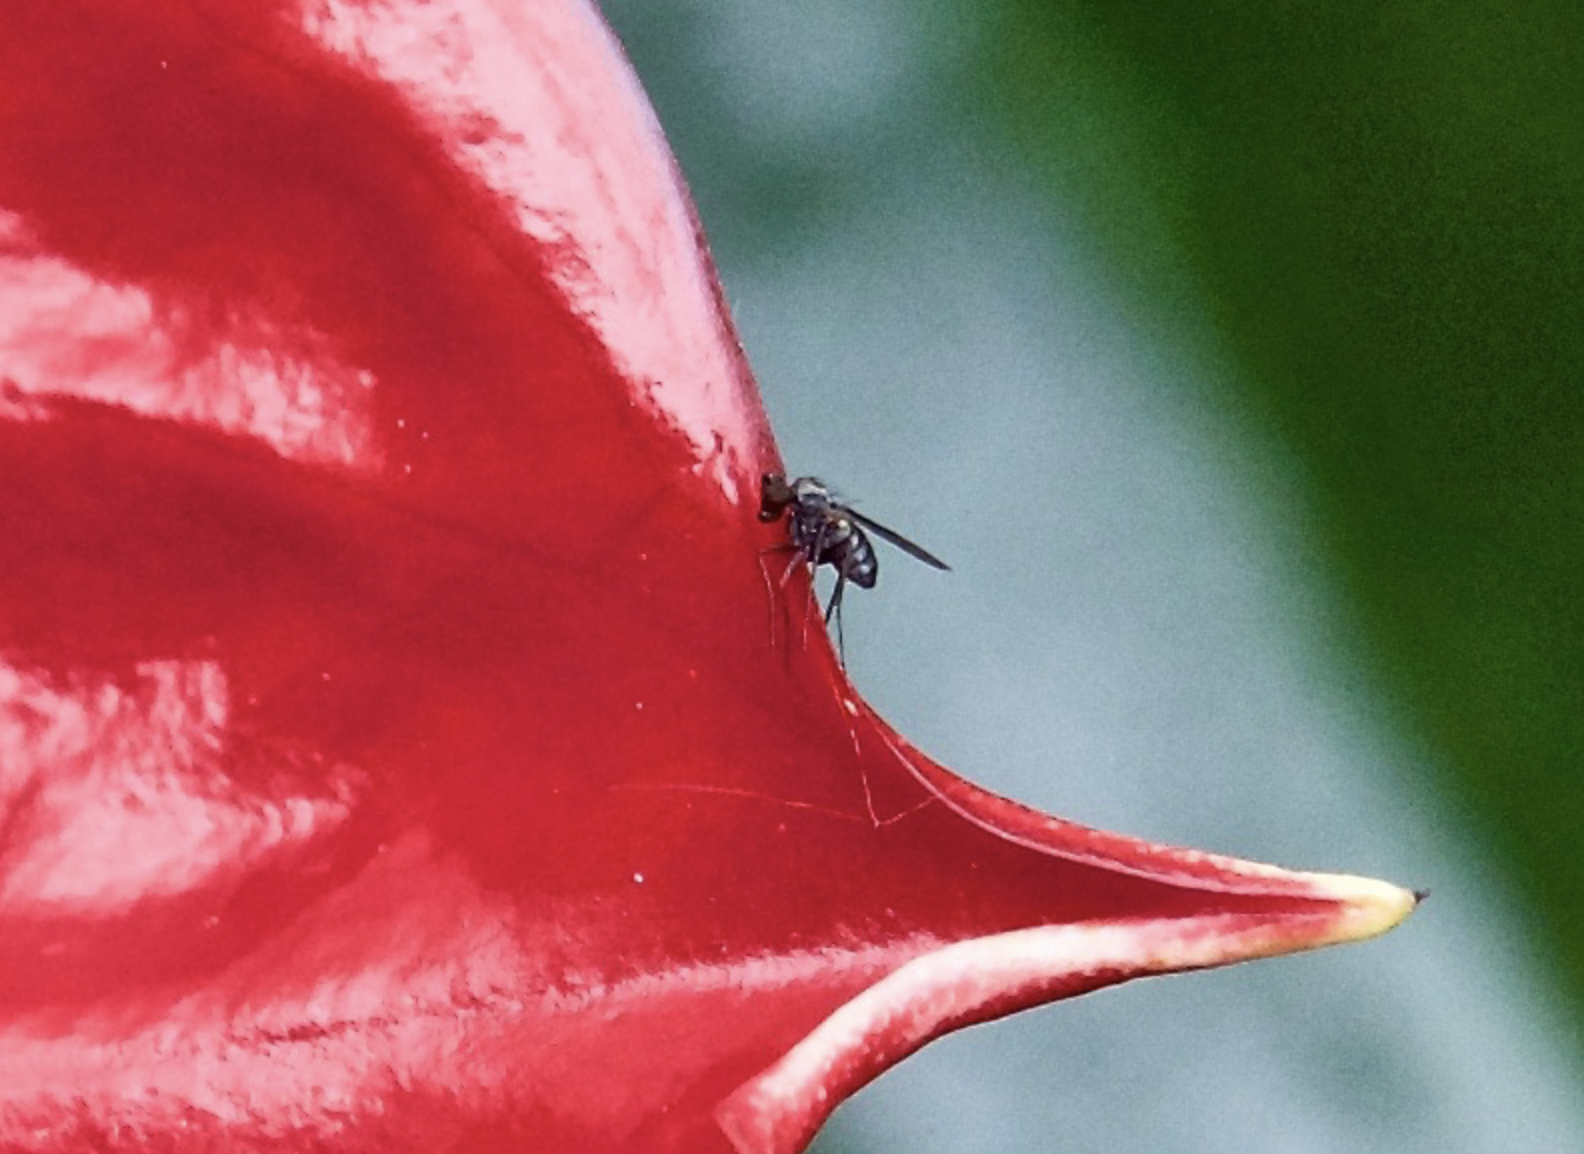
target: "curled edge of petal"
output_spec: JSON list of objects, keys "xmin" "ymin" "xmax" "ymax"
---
[{"xmin": 716, "ymin": 864, "xmax": 1419, "ymax": 1154}]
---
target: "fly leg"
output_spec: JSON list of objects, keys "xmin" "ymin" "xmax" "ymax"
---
[
  {"xmin": 757, "ymin": 542, "xmax": 805, "ymax": 661},
  {"xmin": 799, "ymin": 519, "xmax": 831, "ymax": 655},
  {"xmin": 824, "ymin": 569, "xmax": 848, "ymax": 667}
]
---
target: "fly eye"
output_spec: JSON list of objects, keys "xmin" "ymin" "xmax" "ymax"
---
[{"xmin": 759, "ymin": 472, "xmax": 792, "ymax": 520}]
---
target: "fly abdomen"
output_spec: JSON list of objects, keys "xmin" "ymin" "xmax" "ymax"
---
[{"xmin": 840, "ymin": 532, "xmax": 878, "ymax": 589}]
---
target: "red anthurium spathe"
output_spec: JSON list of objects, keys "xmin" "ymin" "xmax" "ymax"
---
[{"xmin": 0, "ymin": 1, "xmax": 1416, "ymax": 1151}]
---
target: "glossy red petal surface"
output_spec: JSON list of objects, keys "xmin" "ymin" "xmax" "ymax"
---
[{"xmin": 0, "ymin": 2, "xmax": 1416, "ymax": 1152}]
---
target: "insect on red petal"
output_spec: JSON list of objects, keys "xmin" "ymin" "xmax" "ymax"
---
[{"xmin": 0, "ymin": 3, "xmax": 1419, "ymax": 1152}]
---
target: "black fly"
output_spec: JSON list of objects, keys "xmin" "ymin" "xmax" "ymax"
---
[{"xmin": 759, "ymin": 472, "xmax": 949, "ymax": 659}]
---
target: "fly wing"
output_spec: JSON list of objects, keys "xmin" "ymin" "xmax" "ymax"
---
[{"xmin": 847, "ymin": 509, "xmax": 950, "ymax": 571}]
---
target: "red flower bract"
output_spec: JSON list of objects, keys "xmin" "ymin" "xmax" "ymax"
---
[{"xmin": 0, "ymin": 2, "xmax": 1416, "ymax": 1152}]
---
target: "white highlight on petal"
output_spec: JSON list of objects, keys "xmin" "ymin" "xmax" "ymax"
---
[
  {"xmin": 0, "ymin": 242, "xmax": 375, "ymax": 465},
  {"xmin": 0, "ymin": 659, "xmax": 359, "ymax": 914}
]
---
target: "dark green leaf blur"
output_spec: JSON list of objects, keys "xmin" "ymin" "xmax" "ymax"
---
[{"xmin": 987, "ymin": 0, "xmax": 1583, "ymax": 1025}]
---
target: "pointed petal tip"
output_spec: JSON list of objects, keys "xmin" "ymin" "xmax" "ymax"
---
[
  {"xmin": 715, "ymin": 866, "xmax": 1420, "ymax": 1154},
  {"xmin": 1296, "ymin": 869, "xmax": 1422, "ymax": 947}
]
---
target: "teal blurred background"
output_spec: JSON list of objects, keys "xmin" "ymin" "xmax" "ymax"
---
[{"xmin": 600, "ymin": 3, "xmax": 1584, "ymax": 1151}]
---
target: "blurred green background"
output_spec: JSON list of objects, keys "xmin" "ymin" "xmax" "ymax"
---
[
  {"xmin": 601, "ymin": 3, "xmax": 1583, "ymax": 1151},
  {"xmin": 987, "ymin": 0, "xmax": 1584, "ymax": 1015}
]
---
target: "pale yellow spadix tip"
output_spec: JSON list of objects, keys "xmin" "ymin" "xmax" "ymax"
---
[{"xmin": 1300, "ymin": 870, "xmax": 1423, "ymax": 946}]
